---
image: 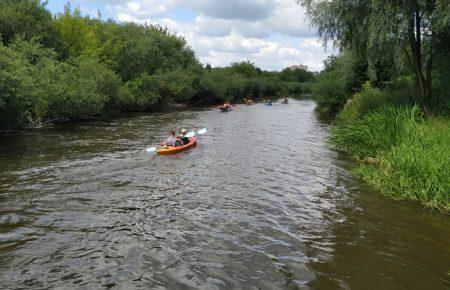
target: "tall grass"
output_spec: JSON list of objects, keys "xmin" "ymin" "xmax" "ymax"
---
[
  {"xmin": 332, "ymin": 104, "xmax": 450, "ymax": 210},
  {"xmin": 331, "ymin": 105, "xmax": 420, "ymax": 159}
]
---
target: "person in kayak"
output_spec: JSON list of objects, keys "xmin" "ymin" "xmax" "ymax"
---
[
  {"xmin": 222, "ymin": 100, "xmax": 231, "ymax": 109},
  {"xmin": 282, "ymin": 98, "xmax": 288, "ymax": 104},
  {"xmin": 163, "ymin": 130, "xmax": 182, "ymax": 147},
  {"xmin": 178, "ymin": 129, "xmax": 189, "ymax": 145},
  {"xmin": 243, "ymin": 98, "xmax": 253, "ymax": 105}
]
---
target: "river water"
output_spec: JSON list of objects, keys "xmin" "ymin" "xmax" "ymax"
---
[{"xmin": 0, "ymin": 100, "xmax": 448, "ymax": 289}]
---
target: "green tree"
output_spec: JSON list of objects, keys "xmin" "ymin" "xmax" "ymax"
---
[
  {"xmin": 229, "ymin": 60, "xmax": 259, "ymax": 77},
  {"xmin": 54, "ymin": 3, "xmax": 99, "ymax": 58},
  {"xmin": 0, "ymin": 0, "xmax": 62, "ymax": 51},
  {"xmin": 279, "ymin": 67, "xmax": 315, "ymax": 83},
  {"xmin": 297, "ymin": 0, "xmax": 450, "ymax": 105}
]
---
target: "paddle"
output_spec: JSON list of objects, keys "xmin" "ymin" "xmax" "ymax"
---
[
  {"xmin": 197, "ymin": 128, "xmax": 207, "ymax": 135},
  {"xmin": 186, "ymin": 128, "xmax": 207, "ymax": 137},
  {"xmin": 146, "ymin": 146, "xmax": 157, "ymax": 153},
  {"xmin": 145, "ymin": 128, "xmax": 207, "ymax": 153},
  {"xmin": 185, "ymin": 131, "xmax": 196, "ymax": 138}
]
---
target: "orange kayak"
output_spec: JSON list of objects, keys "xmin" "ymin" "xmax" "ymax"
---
[{"xmin": 156, "ymin": 137, "xmax": 197, "ymax": 155}]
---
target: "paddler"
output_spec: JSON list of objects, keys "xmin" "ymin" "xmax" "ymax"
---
[
  {"xmin": 162, "ymin": 130, "xmax": 182, "ymax": 147},
  {"xmin": 178, "ymin": 129, "xmax": 189, "ymax": 145},
  {"xmin": 223, "ymin": 101, "xmax": 231, "ymax": 109}
]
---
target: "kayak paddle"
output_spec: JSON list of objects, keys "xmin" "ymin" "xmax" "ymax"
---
[
  {"xmin": 146, "ymin": 146, "xmax": 157, "ymax": 153},
  {"xmin": 197, "ymin": 128, "xmax": 207, "ymax": 135},
  {"xmin": 185, "ymin": 131, "xmax": 196, "ymax": 138}
]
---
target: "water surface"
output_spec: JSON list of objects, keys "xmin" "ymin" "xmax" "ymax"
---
[{"xmin": 0, "ymin": 100, "xmax": 449, "ymax": 289}]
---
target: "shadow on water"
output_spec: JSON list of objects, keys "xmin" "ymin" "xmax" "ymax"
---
[
  {"xmin": 306, "ymin": 154, "xmax": 450, "ymax": 290},
  {"xmin": 0, "ymin": 100, "xmax": 449, "ymax": 289}
]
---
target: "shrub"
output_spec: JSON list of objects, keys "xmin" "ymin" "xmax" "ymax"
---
[
  {"xmin": 332, "ymin": 103, "xmax": 449, "ymax": 210},
  {"xmin": 0, "ymin": 39, "xmax": 119, "ymax": 128},
  {"xmin": 313, "ymin": 73, "xmax": 347, "ymax": 116},
  {"xmin": 121, "ymin": 73, "xmax": 163, "ymax": 111},
  {"xmin": 357, "ymin": 117, "xmax": 450, "ymax": 210},
  {"xmin": 331, "ymin": 105, "xmax": 420, "ymax": 159},
  {"xmin": 337, "ymin": 77, "xmax": 416, "ymax": 123}
]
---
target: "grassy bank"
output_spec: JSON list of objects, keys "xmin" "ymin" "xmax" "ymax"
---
[
  {"xmin": 332, "ymin": 106, "xmax": 449, "ymax": 210},
  {"xmin": 297, "ymin": 0, "xmax": 450, "ymax": 211},
  {"xmin": 329, "ymin": 85, "xmax": 449, "ymax": 210}
]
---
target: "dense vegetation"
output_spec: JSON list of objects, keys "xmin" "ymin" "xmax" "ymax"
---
[
  {"xmin": 0, "ymin": 1, "xmax": 313, "ymax": 130},
  {"xmin": 298, "ymin": 0, "xmax": 450, "ymax": 210}
]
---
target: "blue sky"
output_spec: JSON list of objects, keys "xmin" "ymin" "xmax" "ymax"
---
[{"xmin": 46, "ymin": 0, "xmax": 334, "ymax": 71}]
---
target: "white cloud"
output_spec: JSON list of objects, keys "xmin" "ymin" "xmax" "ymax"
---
[
  {"xmin": 111, "ymin": 0, "xmax": 176, "ymax": 19},
  {"xmin": 268, "ymin": 0, "xmax": 315, "ymax": 37},
  {"xmin": 194, "ymin": 15, "xmax": 270, "ymax": 38}
]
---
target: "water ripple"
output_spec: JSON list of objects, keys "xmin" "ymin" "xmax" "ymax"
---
[{"xmin": 0, "ymin": 100, "xmax": 449, "ymax": 289}]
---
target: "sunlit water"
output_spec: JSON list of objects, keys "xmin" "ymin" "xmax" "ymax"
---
[{"xmin": 0, "ymin": 100, "xmax": 449, "ymax": 289}]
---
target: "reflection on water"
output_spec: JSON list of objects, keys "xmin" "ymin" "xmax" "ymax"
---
[{"xmin": 0, "ymin": 100, "xmax": 449, "ymax": 289}]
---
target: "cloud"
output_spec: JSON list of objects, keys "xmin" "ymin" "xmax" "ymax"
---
[
  {"xmin": 185, "ymin": 0, "xmax": 275, "ymax": 21},
  {"xmin": 268, "ymin": 0, "xmax": 315, "ymax": 37},
  {"xmin": 194, "ymin": 15, "xmax": 270, "ymax": 38},
  {"xmin": 111, "ymin": 0, "xmax": 176, "ymax": 19}
]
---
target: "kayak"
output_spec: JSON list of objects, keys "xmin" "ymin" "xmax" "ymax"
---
[
  {"xmin": 219, "ymin": 106, "xmax": 233, "ymax": 112},
  {"xmin": 156, "ymin": 137, "xmax": 197, "ymax": 155}
]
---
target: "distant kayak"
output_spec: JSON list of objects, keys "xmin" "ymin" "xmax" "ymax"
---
[
  {"xmin": 219, "ymin": 106, "xmax": 233, "ymax": 112},
  {"xmin": 156, "ymin": 137, "xmax": 197, "ymax": 155},
  {"xmin": 243, "ymin": 99, "xmax": 254, "ymax": 105}
]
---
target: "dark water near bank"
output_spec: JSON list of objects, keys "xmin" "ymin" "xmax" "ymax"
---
[{"xmin": 0, "ymin": 100, "xmax": 449, "ymax": 289}]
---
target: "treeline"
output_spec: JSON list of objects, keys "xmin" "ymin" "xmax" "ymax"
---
[
  {"xmin": 298, "ymin": 0, "xmax": 450, "ymax": 210},
  {"xmin": 0, "ymin": 0, "xmax": 314, "ymax": 129}
]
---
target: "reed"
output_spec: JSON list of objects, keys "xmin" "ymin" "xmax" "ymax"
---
[{"xmin": 332, "ymin": 105, "xmax": 450, "ymax": 210}]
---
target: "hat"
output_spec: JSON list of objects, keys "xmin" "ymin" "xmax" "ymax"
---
[{"xmin": 181, "ymin": 129, "xmax": 186, "ymax": 133}]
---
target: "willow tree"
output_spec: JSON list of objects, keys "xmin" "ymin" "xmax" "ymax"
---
[{"xmin": 298, "ymin": 0, "xmax": 450, "ymax": 105}]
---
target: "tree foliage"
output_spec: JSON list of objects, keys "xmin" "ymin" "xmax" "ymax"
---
[
  {"xmin": 0, "ymin": 0, "xmax": 62, "ymax": 50},
  {"xmin": 0, "ymin": 1, "xmax": 312, "ymax": 129},
  {"xmin": 298, "ymin": 0, "xmax": 450, "ymax": 106}
]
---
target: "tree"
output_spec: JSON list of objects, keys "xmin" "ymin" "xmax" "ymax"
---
[
  {"xmin": 0, "ymin": 0, "xmax": 62, "ymax": 51},
  {"xmin": 54, "ymin": 3, "xmax": 99, "ymax": 58},
  {"xmin": 279, "ymin": 67, "xmax": 315, "ymax": 82},
  {"xmin": 229, "ymin": 60, "xmax": 259, "ymax": 77},
  {"xmin": 297, "ymin": 0, "xmax": 450, "ymax": 105}
]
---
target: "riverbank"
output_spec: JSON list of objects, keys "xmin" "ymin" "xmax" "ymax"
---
[
  {"xmin": 0, "ymin": 2, "xmax": 313, "ymax": 131},
  {"xmin": 317, "ymin": 75, "xmax": 450, "ymax": 211},
  {"xmin": 329, "ymin": 101, "xmax": 449, "ymax": 211}
]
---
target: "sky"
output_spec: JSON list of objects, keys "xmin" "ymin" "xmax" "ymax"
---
[{"xmin": 45, "ymin": 0, "xmax": 335, "ymax": 71}]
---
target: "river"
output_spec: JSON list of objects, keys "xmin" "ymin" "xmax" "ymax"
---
[{"xmin": 0, "ymin": 100, "xmax": 449, "ymax": 289}]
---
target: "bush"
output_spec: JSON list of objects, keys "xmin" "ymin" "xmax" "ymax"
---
[
  {"xmin": 312, "ymin": 51, "xmax": 369, "ymax": 117},
  {"xmin": 332, "ymin": 103, "xmax": 449, "ymax": 210},
  {"xmin": 331, "ymin": 105, "xmax": 420, "ymax": 159},
  {"xmin": 313, "ymin": 73, "xmax": 347, "ymax": 116},
  {"xmin": 192, "ymin": 68, "xmax": 291, "ymax": 105},
  {"xmin": 0, "ymin": 42, "xmax": 28, "ymax": 128},
  {"xmin": 356, "ymin": 117, "xmax": 450, "ymax": 210},
  {"xmin": 121, "ymin": 73, "xmax": 163, "ymax": 111},
  {"xmin": 0, "ymin": 39, "xmax": 119, "ymax": 128},
  {"xmin": 337, "ymin": 77, "xmax": 416, "ymax": 123}
]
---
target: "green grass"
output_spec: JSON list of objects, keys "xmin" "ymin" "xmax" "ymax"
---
[{"xmin": 332, "ymin": 105, "xmax": 450, "ymax": 211}]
